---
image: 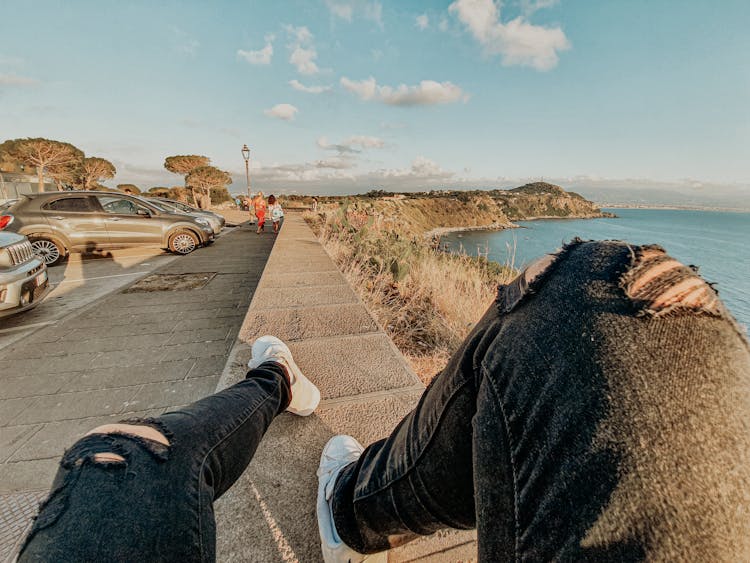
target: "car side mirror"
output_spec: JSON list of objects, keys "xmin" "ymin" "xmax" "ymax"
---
[{"xmin": 137, "ymin": 209, "xmax": 151, "ymax": 217}]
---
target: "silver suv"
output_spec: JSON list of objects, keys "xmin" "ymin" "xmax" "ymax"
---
[
  {"xmin": 149, "ymin": 197, "xmax": 225, "ymax": 236},
  {"xmin": 0, "ymin": 232, "xmax": 50, "ymax": 318},
  {"xmin": 0, "ymin": 191, "xmax": 214, "ymax": 265}
]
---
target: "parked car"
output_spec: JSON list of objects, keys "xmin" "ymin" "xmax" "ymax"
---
[
  {"xmin": 0, "ymin": 191, "xmax": 214, "ymax": 266},
  {"xmin": 147, "ymin": 197, "xmax": 225, "ymax": 236},
  {"xmin": 0, "ymin": 232, "xmax": 50, "ymax": 318}
]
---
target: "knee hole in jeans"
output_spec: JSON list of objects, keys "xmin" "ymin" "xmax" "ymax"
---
[
  {"xmin": 80, "ymin": 421, "xmax": 172, "ymax": 462},
  {"xmin": 85, "ymin": 423, "xmax": 170, "ymax": 446},
  {"xmin": 622, "ymin": 245, "xmax": 722, "ymax": 316}
]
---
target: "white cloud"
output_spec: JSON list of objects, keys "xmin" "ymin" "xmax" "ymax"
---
[
  {"xmin": 325, "ymin": 0, "xmax": 354, "ymax": 21},
  {"xmin": 384, "ymin": 156, "xmax": 453, "ymax": 180},
  {"xmin": 340, "ymin": 76, "xmax": 468, "ymax": 106},
  {"xmin": 284, "ymin": 24, "xmax": 313, "ymax": 44},
  {"xmin": 0, "ymin": 73, "xmax": 38, "ymax": 86},
  {"xmin": 264, "ymin": 103, "xmax": 299, "ymax": 121},
  {"xmin": 416, "ymin": 14, "xmax": 429, "ymax": 30},
  {"xmin": 346, "ymin": 135, "xmax": 385, "ymax": 149},
  {"xmin": 318, "ymin": 137, "xmax": 359, "ymax": 154},
  {"xmin": 170, "ymin": 26, "xmax": 199, "ymax": 55},
  {"xmin": 520, "ymin": 0, "xmax": 559, "ymax": 16},
  {"xmin": 289, "ymin": 79, "xmax": 332, "ymax": 94},
  {"xmin": 364, "ymin": 2, "xmax": 383, "ymax": 26},
  {"xmin": 318, "ymin": 135, "xmax": 386, "ymax": 153},
  {"xmin": 290, "ymin": 46, "xmax": 319, "ymax": 75},
  {"xmin": 284, "ymin": 25, "xmax": 320, "ymax": 75},
  {"xmin": 438, "ymin": 17, "xmax": 449, "ymax": 32},
  {"xmin": 325, "ymin": 0, "xmax": 383, "ymax": 26},
  {"xmin": 233, "ymin": 154, "xmax": 455, "ymax": 192},
  {"xmin": 449, "ymin": 0, "xmax": 570, "ymax": 71},
  {"xmin": 315, "ymin": 157, "xmax": 355, "ymax": 169},
  {"xmin": 237, "ymin": 42, "xmax": 273, "ymax": 65}
]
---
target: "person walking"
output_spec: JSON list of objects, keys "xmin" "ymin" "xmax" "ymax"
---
[
  {"xmin": 252, "ymin": 192, "xmax": 267, "ymax": 234},
  {"xmin": 17, "ymin": 241, "xmax": 750, "ymax": 562},
  {"xmin": 268, "ymin": 194, "xmax": 284, "ymax": 234}
]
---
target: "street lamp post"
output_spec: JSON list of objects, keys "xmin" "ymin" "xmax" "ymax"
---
[{"xmin": 241, "ymin": 144, "xmax": 251, "ymax": 198}]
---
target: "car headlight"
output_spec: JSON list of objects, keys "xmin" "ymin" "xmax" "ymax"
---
[{"xmin": 195, "ymin": 218, "xmax": 210, "ymax": 227}]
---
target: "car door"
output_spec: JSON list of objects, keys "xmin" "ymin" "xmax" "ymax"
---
[
  {"xmin": 41, "ymin": 195, "xmax": 110, "ymax": 251},
  {"xmin": 95, "ymin": 195, "xmax": 162, "ymax": 246}
]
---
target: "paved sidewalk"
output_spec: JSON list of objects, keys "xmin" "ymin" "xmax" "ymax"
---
[
  {"xmin": 0, "ymin": 224, "xmax": 274, "ymax": 561},
  {"xmin": 214, "ymin": 215, "xmax": 477, "ymax": 562},
  {"xmin": 0, "ymin": 247, "xmax": 177, "ymax": 352}
]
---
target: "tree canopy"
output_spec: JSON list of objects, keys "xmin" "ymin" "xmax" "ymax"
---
[
  {"xmin": 186, "ymin": 166, "xmax": 232, "ymax": 208},
  {"xmin": 164, "ymin": 155, "xmax": 210, "ymax": 176},
  {"xmin": 79, "ymin": 157, "xmax": 116, "ymax": 190},
  {"xmin": 0, "ymin": 138, "xmax": 84, "ymax": 192}
]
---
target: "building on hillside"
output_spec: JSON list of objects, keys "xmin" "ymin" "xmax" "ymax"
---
[{"xmin": 0, "ymin": 171, "xmax": 56, "ymax": 202}]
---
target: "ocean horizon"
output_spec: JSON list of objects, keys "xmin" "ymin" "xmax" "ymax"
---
[{"xmin": 443, "ymin": 208, "xmax": 750, "ymax": 329}]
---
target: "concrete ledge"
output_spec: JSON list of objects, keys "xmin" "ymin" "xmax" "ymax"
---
[{"xmin": 215, "ymin": 214, "xmax": 477, "ymax": 562}]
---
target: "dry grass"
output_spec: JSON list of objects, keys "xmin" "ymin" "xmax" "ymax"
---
[{"xmin": 305, "ymin": 205, "xmax": 516, "ymax": 383}]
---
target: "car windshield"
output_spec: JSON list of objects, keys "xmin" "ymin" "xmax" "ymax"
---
[
  {"xmin": 150, "ymin": 199, "xmax": 186, "ymax": 214},
  {"xmin": 160, "ymin": 199, "xmax": 195, "ymax": 213},
  {"xmin": 132, "ymin": 197, "xmax": 173, "ymax": 214}
]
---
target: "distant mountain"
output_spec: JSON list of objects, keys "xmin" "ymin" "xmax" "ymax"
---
[{"xmin": 568, "ymin": 183, "xmax": 750, "ymax": 211}]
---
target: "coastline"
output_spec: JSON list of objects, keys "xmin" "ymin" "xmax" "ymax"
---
[
  {"xmin": 598, "ymin": 203, "xmax": 750, "ymax": 213},
  {"xmin": 424, "ymin": 222, "xmax": 514, "ymax": 239},
  {"xmin": 516, "ymin": 212, "xmax": 615, "ymax": 222},
  {"xmin": 424, "ymin": 212, "xmax": 613, "ymax": 238}
]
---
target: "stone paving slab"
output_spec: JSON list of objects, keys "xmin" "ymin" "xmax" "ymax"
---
[
  {"xmin": 11, "ymin": 387, "xmax": 141, "ymax": 425},
  {"xmin": 240, "ymin": 304, "xmax": 379, "ymax": 342},
  {"xmin": 0, "ymin": 426, "xmax": 42, "ymax": 463},
  {"xmin": 287, "ymin": 334, "xmax": 422, "ymax": 400},
  {"xmin": 60, "ymin": 360, "xmax": 197, "ymax": 392},
  {"xmin": 251, "ymin": 284, "xmax": 359, "ymax": 310},
  {"xmin": 0, "ymin": 459, "xmax": 59, "ymax": 494},
  {"xmin": 1, "ymin": 373, "xmax": 78, "ymax": 400},
  {"xmin": 261, "ymin": 270, "xmax": 348, "ymax": 288},
  {"xmin": 128, "ymin": 376, "xmax": 219, "ymax": 411}
]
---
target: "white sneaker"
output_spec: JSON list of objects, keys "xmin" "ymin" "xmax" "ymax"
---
[
  {"xmin": 248, "ymin": 335, "xmax": 321, "ymax": 416},
  {"xmin": 317, "ymin": 435, "xmax": 388, "ymax": 562}
]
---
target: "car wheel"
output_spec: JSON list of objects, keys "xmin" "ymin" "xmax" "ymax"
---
[
  {"xmin": 169, "ymin": 231, "xmax": 198, "ymax": 255},
  {"xmin": 30, "ymin": 237, "xmax": 66, "ymax": 266}
]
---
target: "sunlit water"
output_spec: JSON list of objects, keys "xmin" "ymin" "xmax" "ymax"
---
[{"xmin": 442, "ymin": 209, "xmax": 750, "ymax": 328}]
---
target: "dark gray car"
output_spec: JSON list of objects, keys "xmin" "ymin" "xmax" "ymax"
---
[{"xmin": 0, "ymin": 191, "xmax": 214, "ymax": 265}]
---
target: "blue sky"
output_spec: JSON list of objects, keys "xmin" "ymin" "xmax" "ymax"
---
[{"xmin": 1, "ymin": 0, "xmax": 748, "ymax": 200}]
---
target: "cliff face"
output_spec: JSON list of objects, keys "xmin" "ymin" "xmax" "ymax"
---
[
  {"xmin": 349, "ymin": 183, "xmax": 608, "ymax": 236},
  {"xmin": 496, "ymin": 182, "xmax": 604, "ymax": 220}
]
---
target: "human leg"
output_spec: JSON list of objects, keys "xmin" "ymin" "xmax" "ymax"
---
[
  {"xmin": 321, "ymin": 240, "xmax": 750, "ymax": 561},
  {"xmin": 20, "ymin": 338, "xmax": 320, "ymax": 563}
]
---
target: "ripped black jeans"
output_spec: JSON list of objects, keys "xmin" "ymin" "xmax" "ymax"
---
[
  {"xmin": 20, "ymin": 241, "xmax": 750, "ymax": 562},
  {"xmin": 19, "ymin": 363, "xmax": 291, "ymax": 562},
  {"xmin": 330, "ymin": 240, "xmax": 750, "ymax": 561}
]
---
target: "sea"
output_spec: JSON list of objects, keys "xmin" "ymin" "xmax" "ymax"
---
[{"xmin": 442, "ymin": 208, "xmax": 750, "ymax": 329}]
